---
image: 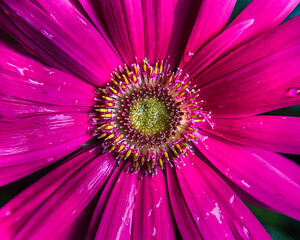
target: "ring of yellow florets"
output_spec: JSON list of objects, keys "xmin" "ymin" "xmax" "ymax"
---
[{"xmin": 91, "ymin": 59, "xmax": 206, "ymax": 174}]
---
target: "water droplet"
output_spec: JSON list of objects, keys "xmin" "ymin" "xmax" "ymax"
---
[
  {"xmin": 42, "ymin": 29, "xmax": 54, "ymax": 39},
  {"xmin": 231, "ymin": 220, "xmax": 252, "ymax": 239},
  {"xmin": 286, "ymin": 87, "xmax": 300, "ymax": 97},
  {"xmin": 46, "ymin": 157, "xmax": 55, "ymax": 162},
  {"xmin": 188, "ymin": 52, "xmax": 194, "ymax": 57},
  {"xmin": 4, "ymin": 208, "xmax": 11, "ymax": 217},
  {"xmin": 73, "ymin": 99, "xmax": 79, "ymax": 105}
]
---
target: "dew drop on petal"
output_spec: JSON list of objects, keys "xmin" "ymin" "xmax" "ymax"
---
[
  {"xmin": 231, "ymin": 220, "xmax": 252, "ymax": 240},
  {"xmin": 3, "ymin": 208, "xmax": 11, "ymax": 217},
  {"xmin": 286, "ymin": 87, "xmax": 300, "ymax": 97},
  {"xmin": 42, "ymin": 29, "xmax": 54, "ymax": 39},
  {"xmin": 46, "ymin": 157, "xmax": 55, "ymax": 162}
]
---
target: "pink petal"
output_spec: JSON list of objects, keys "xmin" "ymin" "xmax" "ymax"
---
[
  {"xmin": 0, "ymin": 106, "xmax": 91, "ymax": 185},
  {"xmin": 166, "ymin": 166, "xmax": 203, "ymax": 240},
  {"xmin": 132, "ymin": 170, "xmax": 176, "ymax": 240},
  {"xmin": 176, "ymin": 153, "xmax": 271, "ymax": 239},
  {"xmin": 0, "ymin": 96, "xmax": 91, "ymax": 121},
  {"xmin": 199, "ymin": 115, "xmax": 300, "ymax": 154},
  {"xmin": 95, "ymin": 168, "xmax": 138, "ymax": 240},
  {"xmin": 0, "ymin": 147, "xmax": 115, "ymax": 240},
  {"xmin": 142, "ymin": 0, "xmax": 176, "ymax": 63},
  {"xmin": 182, "ymin": 19, "xmax": 254, "ymax": 78},
  {"xmin": 78, "ymin": 0, "xmax": 116, "ymax": 49},
  {"xmin": 98, "ymin": 0, "xmax": 145, "ymax": 64},
  {"xmin": 0, "ymin": 40, "xmax": 95, "ymax": 106},
  {"xmin": 196, "ymin": 15, "xmax": 300, "ymax": 87},
  {"xmin": 180, "ymin": 0, "xmax": 236, "ymax": 66},
  {"xmin": 193, "ymin": 130, "xmax": 300, "ymax": 219},
  {"xmin": 86, "ymin": 163, "xmax": 124, "ymax": 240},
  {"xmin": 0, "ymin": 0, "xmax": 121, "ymax": 85},
  {"xmin": 228, "ymin": 0, "xmax": 300, "ymax": 47},
  {"xmin": 166, "ymin": 0, "xmax": 202, "ymax": 69},
  {"xmin": 0, "ymin": 135, "xmax": 90, "ymax": 186},
  {"xmin": 0, "ymin": 112, "xmax": 89, "ymax": 156},
  {"xmin": 197, "ymin": 36, "xmax": 300, "ymax": 117}
]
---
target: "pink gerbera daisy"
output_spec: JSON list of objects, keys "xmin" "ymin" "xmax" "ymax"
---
[{"xmin": 0, "ymin": 0, "xmax": 299, "ymax": 239}]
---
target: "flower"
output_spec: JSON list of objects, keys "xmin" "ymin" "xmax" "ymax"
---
[{"xmin": 0, "ymin": 0, "xmax": 300, "ymax": 239}]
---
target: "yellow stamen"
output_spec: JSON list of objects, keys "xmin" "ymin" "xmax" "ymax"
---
[
  {"xmin": 143, "ymin": 60, "xmax": 147, "ymax": 72},
  {"xmin": 102, "ymin": 96, "xmax": 114, "ymax": 101},
  {"xmin": 105, "ymin": 133, "xmax": 115, "ymax": 141},
  {"xmin": 105, "ymin": 125, "xmax": 114, "ymax": 130},
  {"xmin": 111, "ymin": 78, "xmax": 119, "ymax": 87},
  {"xmin": 113, "ymin": 136, "xmax": 122, "ymax": 143},
  {"xmin": 154, "ymin": 62, "xmax": 158, "ymax": 75},
  {"xmin": 171, "ymin": 147, "xmax": 179, "ymax": 157},
  {"xmin": 97, "ymin": 133, "xmax": 107, "ymax": 139},
  {"xmin": 168, "ymin": 72, "xmax": 174, "ymax": 82},
  {"xmin": 189, "ymin": 133, "xmax": 198, "ymax": 141},
  {"xmin": 122, "ymin": 74, "xmax": 129, "ymax": 85},
  {"xmin": 118, "ymin": 144, "xmax": 125, "ymax": 152},
  {"xmin": 159, "ymin": 158, "xmax": 164, "ymax": 169},
  {"xmin": 109, "ymin": 87, "xmax": 118, "ymax": 94},
  {"xmin": 96, "ymin": 108, "xmax": 108, "ymax": 113},
  {"xmin": 176, "ymin": 144, "xmax": 182, "ymax": 152},
  {"xmin": 101, "ymin": 114, "xmax": 112, "ymax": 118},
  {"xmin": 109, "ymin": 145, "xmax": 116, "ymax": 153},
  {"xmin": 124, "ymin": 150, "xmax": 132, "ymax": 160},
  {"xmin": 159, "ymin": 61, "xmax": 163, "ymax": 72},
  {"xmin": 187, "ymin": 126, "xmax": 196, "ymax": 132},
  {"xmin": 98, "ymin": 88, "xmax": 108, "ymax": 94},
  {"xmin": 141, "ymin": 156, "xmax": 145, "ymax": 165},
  {"xmin": 135, "ymin": 161, "xmax": 139, "ymax": 170},
  {"xmin": 98, "ymin": 123, "xmax": 108, "ymax": 129},
  {"xmin": 132, "ymin": 75, "xmax": 137, "ymax": 83},
  {"xmin": 194, "ymin": 119, "xmax": 205, "ymax": 123},
  {"xmin": 178, "ymin": 91, "xmax": 186, "ymax": 97},
  {"xmin": 114, "ymin": 72, "xmax": 122, "ymax": 79},
  {"xmin": 164, "ymin": 151, "xmax": 169, "ymax": 161}
]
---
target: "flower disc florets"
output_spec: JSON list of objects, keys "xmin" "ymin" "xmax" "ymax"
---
[{"xmin": 92, "ymin": 59, "xmax": 206, "ymax": 174}]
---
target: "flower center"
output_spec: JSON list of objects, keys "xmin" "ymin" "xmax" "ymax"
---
[
  {"xmin": 91, "ymin": 59, "xmax": 205, "ymax": 174},
  {"xmin": 130, "ymin": 98, "xmax": 170, "ymax": 135}
]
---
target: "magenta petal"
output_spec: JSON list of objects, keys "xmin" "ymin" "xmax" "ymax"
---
[
  {"xmin": 196, "ymin": 16, "xmax": 300, "ymax": 87},
  {"xmin": 0, "ymin": 40, "xmax": 95, "ymax": 106},
  {"xmin": 176, "ymin": 153, "xmax": 271, "ymax": 239},
  {"xmin": 166, "ymin": 0, "xmax": 201, "ymax": 69},
  {"xmin": 1, "ymin": 112, "xmax": 89, "ymax": 156},
  {"xmin": 86, "ymin": 164, "xmax": 124, "ymax": 240},
  {"xmin": 182, "ymin": 19, "xmax": 254, "ymax": 78},
  {"xmin": 181, "ymin": 0, "xmax": 236, "ymax": 66},
  {"xmin": 99, "ymin": 0, "xmax": 145, "ymax": 63},
  {"xmin": 193, "ymin": 130, "xmax": 300, "ymax": 219},
  {"xmin": 132, "ymin": 170, "xmax": 176, "ymax": 240},
  {"xmin": 166, "ymin": 167, "xmax": 203, "ymax": 240},
  {"xmin": 142, "ymin": 0, "xmax": 176, "ymax": 62},
  {"xmin": 228, "ymin": 0, "xmax": 300, "ymax": 47},
  {"xmin": 0, "ymin": 109, "xmax": 90, "ymax": 185},
  {"xmin": 0, "ymin": 0, "xmax": 121, "ymax": 85},
  {"xmin": 95, "ymin": 168, "xmax": 138, "ymax": 240},
  {"xmin": 0, "ymin": 135, "xmax": 90, "ymax": 186},
  {"xmin": 0, "ymin": 96, "xmax": 91, "ymax": 121},
  {"xmin": 0, "ymin": 147, "xmax": 115, "ymax": 239},
  {"xmin": 197, "ymin": 36, "xmax": 300, "ymax": 117},
  {"xmin": 199, "ymin": 115, "xmax": 300, "ymax": 154}
]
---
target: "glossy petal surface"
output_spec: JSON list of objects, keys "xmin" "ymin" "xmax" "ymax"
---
[{"xmin": 193, "ymin": 130, "xmax": 300, "ymax": 219}]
